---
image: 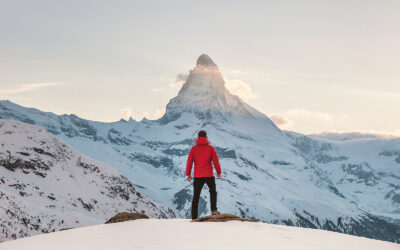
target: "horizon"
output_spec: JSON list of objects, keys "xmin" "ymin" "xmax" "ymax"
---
[{"xmin": 1, "ymin": 1, "xmax": 399, "ymax": 136}]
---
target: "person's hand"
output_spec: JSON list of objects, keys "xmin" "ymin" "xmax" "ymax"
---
[
  {"xmin": 186, "ymin": 176, "xmax": 191, "ymax": 182},
  {"xmin": 217, "ymin": 174, "xmax": 222, "ymax": 179}
]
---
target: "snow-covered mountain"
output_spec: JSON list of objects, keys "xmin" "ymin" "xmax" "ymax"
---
[
  {"xmin": 0, "ymin": 219, "xmax": 398, "ymax": 250},
  {"xmin": 0, "ymin": 54, "xmax": 399, "ymax": 242},
  {"xmin": 0, "ymin": 120, "xmax": 175, "ymax": 242}
]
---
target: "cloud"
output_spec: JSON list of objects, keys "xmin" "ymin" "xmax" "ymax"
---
[
  {"xmin": 270, "ymin": 109, "xmax": 400, "ymax": 137},
  {"xmin": 140, "ymin": 107, "xmax": 166, "ymax": 120},
  {"xmin": 142, "ymin": 111, "xmax": 151, "ymax": 119},
  {"xmin": 152, "ymin": 108, "xmax": 166, "ymax": 119},
  {"xmin": 225, "ymin": 79, "xmax": 259, "ymax": 101},
  {"xmin": 167, "ymin": 71, "xmax": 259, "ymax": 103},
  {"xmin": 363, "ymin": 128, "xmax": 400, "ymax": 138},
  {"xmin": 169, "ymin": 73, "xmax": 188, "ymax": 88},
  {"xmin": 151, "ymin": 88, "xmax": 165, "ymax": 92},
  {"xmin": 269, "ymin": 109, "xmax": 335, "ymax": 129},
  {"xmin": 285, "ymin": 109, "xmax": 333, "ymax": 122},
  {"xmin": 120, "ymin": 108, "xmax": 133, "ymax": 120},
  {"xmin": 0, "ymin": 82, "xmax": 66, "ymax": 95},
  {"xmin": 270, "ymin": 115, "xmax": 293, "ymax": 127}
]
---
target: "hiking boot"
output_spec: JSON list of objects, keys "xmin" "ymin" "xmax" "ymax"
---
[{"xmin": 211, "ymin": 210, "xmax": 220, "ymax": 215}]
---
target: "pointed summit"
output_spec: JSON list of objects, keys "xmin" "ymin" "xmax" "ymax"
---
[
  {"xmin": 196, "ymin": 54, "xmax": 217, "ymax": 68},
  {"xmin": 159, "ymin": 54, "xmax": 280, "ymax": 135}
]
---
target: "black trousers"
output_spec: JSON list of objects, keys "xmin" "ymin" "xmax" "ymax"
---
[{"xmin": 191, "ymin": 177, "xmax": 217, "ymax": 220}]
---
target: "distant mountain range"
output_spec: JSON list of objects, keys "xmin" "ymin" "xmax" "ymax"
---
[
  {"xmin": 309, "ymin": 132, "xmax": 396, "ymax": 141},
  {"xmin": 0, "ymin": 54, "xmax": 399, "ymax": 242}
]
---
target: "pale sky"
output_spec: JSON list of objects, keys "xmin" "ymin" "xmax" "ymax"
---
[{"xmin": 1, "ymin": 1, "xmax": 399, "ymax": 136}]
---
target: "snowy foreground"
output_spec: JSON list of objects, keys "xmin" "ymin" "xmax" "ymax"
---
[{"xmin": 0, "ymin": 219, "xmax": 397, "ymax": 250}]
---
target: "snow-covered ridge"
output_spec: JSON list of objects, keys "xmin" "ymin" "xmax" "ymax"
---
[
  {"xmin": 0, "ymin": 120, "xmax": 175, "ymax": 242},
  {"xmin": 0, "ymin": 219, "xmax": 398, "ymax": 250}
]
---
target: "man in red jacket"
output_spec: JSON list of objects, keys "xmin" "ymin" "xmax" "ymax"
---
[{"xmin": 186, "ymin": 130, "xmax": 222, "ymax": 220}]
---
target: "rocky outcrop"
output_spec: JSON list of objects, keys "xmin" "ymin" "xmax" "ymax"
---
[
  {"xmin": 105, "ymin": 212, "xmax": 149, "ymax": 224},
  {"xmin": 192, "ymin": 213, "xmax": 255, "ymax": 222}
]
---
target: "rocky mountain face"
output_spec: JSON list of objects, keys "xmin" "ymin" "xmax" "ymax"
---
[
  {"xmin": 0, "ymin": 120, "xmax": 175, "ymax": 242},
  {"xmin": 0, "ymin": 55, "xmax": 399, "ymax": 242}
]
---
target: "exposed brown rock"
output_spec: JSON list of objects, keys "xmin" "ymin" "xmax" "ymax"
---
[
  {"xmin": 192, "ymin": 213, "xmax": 255, "ymax": 222},
  {"xmin": 105, "ymin": 212, "xmax": 149, "ymax": 224}
]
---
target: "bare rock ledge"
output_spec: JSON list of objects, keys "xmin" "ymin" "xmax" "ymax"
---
[
  {"xmin": 192, "ymin": 213, "xmax": 255, "ymax": 222},
  {"xmin": 105, "ymin": 212, "xmax": 149, "ymax": 224}
]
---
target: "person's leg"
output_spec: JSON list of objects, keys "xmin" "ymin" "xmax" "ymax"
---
[
  {"xmin": 205, "ymin": 177, "xmax": 217, "ymax": 212},
  {"xmin": 191, "ymin": 178, "xmax": 205, "ymax": 220}
]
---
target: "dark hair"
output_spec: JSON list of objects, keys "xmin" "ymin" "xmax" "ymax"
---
[{"xmin": 198, "ymin": 130, "xmax": 207, "ymax": 138}]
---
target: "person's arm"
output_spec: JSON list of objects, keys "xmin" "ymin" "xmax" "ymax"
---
[
  {"xmin": 186, "ymin": 147, "xmax": 195, "ymax": 182},
  {"xmin": 211, "ymin": 147, "xmax": 222, "ymax": 178}
]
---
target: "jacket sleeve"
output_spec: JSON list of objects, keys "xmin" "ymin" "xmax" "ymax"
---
[
  {"xmin": 186, "ymin": 147, "xmax": 195, "ymax": 176},
  {"xmin": 211, "ymin": 146, "xmax": 221, "ymax": 175}
]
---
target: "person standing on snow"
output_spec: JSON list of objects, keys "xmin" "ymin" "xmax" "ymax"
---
[{"xmin": 186, "ymin": 130, "xmax": 222, "ymax": 220}]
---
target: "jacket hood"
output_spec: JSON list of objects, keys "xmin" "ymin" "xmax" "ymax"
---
[{"xmin": 196, "ymin": 137, "xmax": 209, "ymax": 146}]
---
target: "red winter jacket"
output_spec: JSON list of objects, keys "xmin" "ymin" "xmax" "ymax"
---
[{"xmin": 186, "ymin": 137, "xmax": 221, "ymax": 178}]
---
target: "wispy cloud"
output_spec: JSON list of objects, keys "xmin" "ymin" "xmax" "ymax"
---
[
  {"xmin": 225, "ymin": 78, "xmax": 259, "ymax": 101},
  {"xmin": 120, "ymin": 108, "xmax": 133, "ymax": 120},
  {"xmin": 152, "ymin": 108, "xmax": 166, "ymax": 119},
  {"xmin": 270, "ymin": 109, "xmax": 400, "ymax": 137},
  {"xmin": 270, "ymin": 109, "xmax": 336, "ymax": 129},
  {"xmin": 121, "ymin": 107, "xmax": 165, "ymax": 121},
  {"xmin": 360, "ymin": 128, "xmax": 400, "ymax": 138},
  {"xmin": 169, "ymin": 73, "xmax": 188, "ymax": 88},
  {"xmin": 285, "ymin": 109, "xmax": 333, "ymax": 122},
  {"xmin": 142, "ymin": 107, "xmax": 166, "ymax": 120},
  {"xmin": 0, "ymin": 82, "xmax": 66, "ymax": 95},
  {"xmin": 269, "ymin": 115, "xmax": 294, "ymax": 127}
]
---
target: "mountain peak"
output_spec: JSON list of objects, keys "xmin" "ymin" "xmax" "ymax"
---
[
  {"xmin": 196, "ymin": 54, "xmax": 217, "ymax": 68},
  {"xmin": 160, "ymin": 54, "xmax": 279, "ymax": 129}
]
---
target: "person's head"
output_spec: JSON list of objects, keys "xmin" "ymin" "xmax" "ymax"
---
[{"xmin": 198, "ymin": 130, "xmax": 207, "ymax": 138}]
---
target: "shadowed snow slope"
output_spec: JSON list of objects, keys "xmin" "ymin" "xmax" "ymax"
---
[
  {"xmin": 0, "ymin": 120, "xmax": 175, "ymax": 242},
  {"xmin": 0, "ymin": 219, "xmax": 398, "ymax": 250}
]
